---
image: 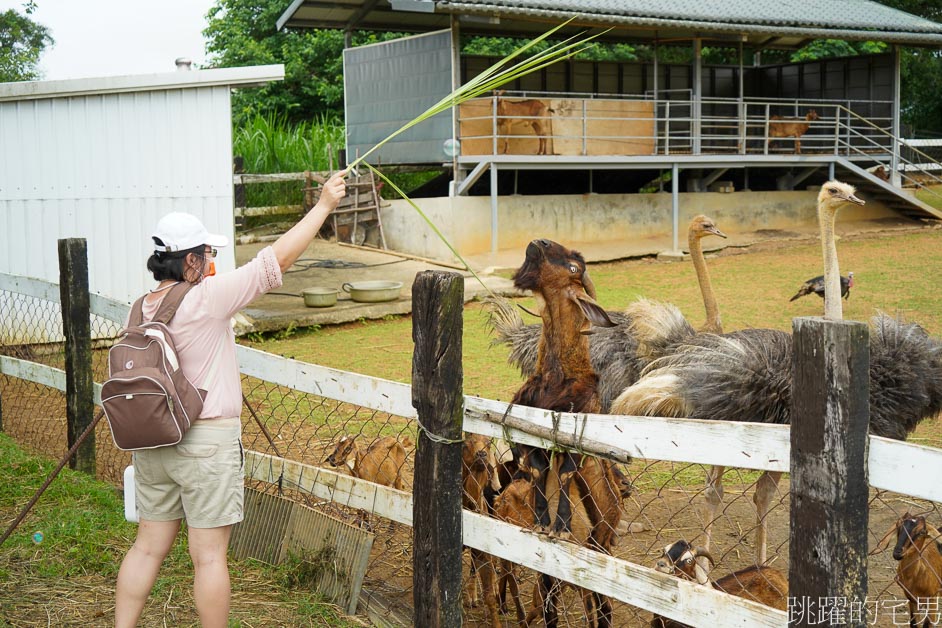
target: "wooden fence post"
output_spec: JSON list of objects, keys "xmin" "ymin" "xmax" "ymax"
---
[
  {"xmin": 411, "ymin": 270, "xmax": 464, "ymax": 627},
  {"xmin": 789, "ymin": 317, "xmax": 869, "ymax": 626},
  {"xmin": 233, "ymin": 156, "xmax": 245, "ymax": 227},
  {"xmin": 58, "ymin": 238, "xmax": 95, "ymax": 474}
]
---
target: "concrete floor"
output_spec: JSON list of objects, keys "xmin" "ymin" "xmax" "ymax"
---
[{"xmin": 233, "ymin": 214, "xmax": 925, "ymax": 335}]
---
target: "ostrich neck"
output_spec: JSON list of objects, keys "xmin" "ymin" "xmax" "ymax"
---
[
  {"xmin": 689, "ymin": 233, "xmax": 722, "ymax": 334},
  {"xmin": 820, "ymin": 210, "xmax": 843, "ymax": 320}
]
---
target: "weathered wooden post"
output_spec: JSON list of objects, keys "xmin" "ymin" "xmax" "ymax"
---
[
  {"xmin": 233, "ymin": 156, "xmax": 246, "ymax": 228},
  {"xmin": 58, "ymin": 238, "xmax": 95, "ymax": 474},
  {"xmin": 411, "ymin": 271, "xmax": 464, "ymax": 627},
  {"xmin": 789, "ymin": 317, "xmax": 869, "ymax": 626}
]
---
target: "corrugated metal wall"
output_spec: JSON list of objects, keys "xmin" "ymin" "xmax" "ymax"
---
[
  {"xmin": 343, "ymin": 30, "xmax": 453, "ymax": 165},
  {"xmin": 0, "ymin": 85, "xmax": 234, "ymax": 305}
]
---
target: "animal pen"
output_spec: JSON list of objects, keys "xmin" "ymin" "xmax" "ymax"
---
[{"xmin": 2, "ymin": 244, "xmax": 942, "ymax": 627}]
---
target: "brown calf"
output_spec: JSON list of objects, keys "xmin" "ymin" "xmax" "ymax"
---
[
  {"xmin": 768, "ymin": 109, "xmax": 819, "ymax": 154},
  {"xmin": 495, "ymin": 90, "xmax": 553, "ymax": 155}
]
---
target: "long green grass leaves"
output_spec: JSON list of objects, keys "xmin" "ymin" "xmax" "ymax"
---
[{"xmin": 234, "ymin": 113, "xmax": 345, "ymax": 174}]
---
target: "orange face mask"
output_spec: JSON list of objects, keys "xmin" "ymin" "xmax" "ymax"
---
[{"xmin": 208, "ymin": 261, "xmax": 216, "ymax": 277}]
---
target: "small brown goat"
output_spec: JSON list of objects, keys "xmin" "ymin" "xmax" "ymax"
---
[
  {"xmin": 461, "ymin": 433, "xmax": 502, "ymax": 628},
  {"xmin": 510, "ymin": 238, "xmax": 623, "ymax": 627},
  {"xmin": 877, "ymin": 513, "xmax": 942, "ymax": 628},
  {"xmin": 768, "ymin": 109, "xmax": 819, "ymax": 154},
  {"xmin": 651, "ymin": 540, "xmax": 788, "ymax": 628},
  {"xmin": 326, "ymin": 435, "xmax": 411, "ymax": 489},
  {"xmin": 493, "ymin": 477, "xmax": 534, "ymax": 624},
  {"xmin": 495, "ymin": 90, "xmax": 553, "ymax": 155}
]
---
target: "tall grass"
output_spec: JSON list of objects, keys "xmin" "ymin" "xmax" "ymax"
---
[{"xmin": 233, "ymin": 113, "xmax": 345, "ymax": 174}]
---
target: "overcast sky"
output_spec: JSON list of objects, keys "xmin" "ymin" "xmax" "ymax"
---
[{"xmin": 2, "ymin": 0, "xmax": 219, "ymax": 81}]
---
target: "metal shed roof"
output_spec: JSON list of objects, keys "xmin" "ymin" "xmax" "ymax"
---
[{"xmin": 278, "ymin": 0, "xmax": 942, "ymax": 47}]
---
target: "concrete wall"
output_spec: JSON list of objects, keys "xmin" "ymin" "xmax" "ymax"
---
[{"xmin": 381, "ymin": 190, "xmax": 898, "ymax": 262}]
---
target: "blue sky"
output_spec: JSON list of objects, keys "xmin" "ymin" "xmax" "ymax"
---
[{"xmin": 3, "ymin": 0, "xmax": 218, "ymax": 80}]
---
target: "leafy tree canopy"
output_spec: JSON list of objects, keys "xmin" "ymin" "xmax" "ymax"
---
[{"xmin": 0, "ymin": 1, "xmax": 53, "ymax": 82}]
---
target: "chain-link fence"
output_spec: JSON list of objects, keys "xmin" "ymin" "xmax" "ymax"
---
[{"xmin": 3, "ymin": 268, "xmax": 942, "ymax": 627}]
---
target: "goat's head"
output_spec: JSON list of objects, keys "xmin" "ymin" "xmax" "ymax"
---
[
  {"xmin": 512, "ymin": 239, "xmax": 615, "ymax": 331},
  {"xmin": 878, "ymin": 513, "xmax": 942, "ymax": 561},
  {"xmin": 689, "ymin": 215, "xmax": 726, "ymax": 242},
  {"xmin": 462, "ymin": 433, "xmax": 492, "ymax": 475},
  {"xmin": 655, "ymin": 540, "xmax": 714, "ymax": 585},
  {"xmin": 807, "ymin": 109, "xmax": 819, "ymax": 121},
  {"xmin": 326, "ymin": 435, "xmax": 357, "ymax": 467}
]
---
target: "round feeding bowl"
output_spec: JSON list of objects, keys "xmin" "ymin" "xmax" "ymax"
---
[
  {"xmin": 341, "ymin": 280, "xmax": 403, "ymax": 303},
  {"xmin": 302, "ymin": 287, "xmax": 338, "ymax": 308}
]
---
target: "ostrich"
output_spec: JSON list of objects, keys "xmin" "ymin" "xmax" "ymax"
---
[
  {"xmin": 789, "ymin": 271, "xmax": 854, "ymax": 302},
  {"xmin": 486, "ymin": 214, "xmax": 727, "ymax": 411},
  {"xmin": 611, "ymin": 181, "xmax": 942, "ymax": 566}
]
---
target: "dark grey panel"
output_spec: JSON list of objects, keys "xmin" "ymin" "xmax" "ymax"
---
[{"xmin": 344, "ymin": 30, "xmax": 453, "ymax": 165}]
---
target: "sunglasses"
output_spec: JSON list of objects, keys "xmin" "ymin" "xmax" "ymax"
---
[{"xmin": 204, "ymin": 248, "xmax": 218, "ymax": 258}]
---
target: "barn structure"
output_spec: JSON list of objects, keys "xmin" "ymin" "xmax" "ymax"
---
[
  {"xmin": 0, "ymin": 65, "xmax": 283, "ymax": 340},
  {"xmin": 278, "ymin": 0, "xmax": 942, "ymax": 260}
]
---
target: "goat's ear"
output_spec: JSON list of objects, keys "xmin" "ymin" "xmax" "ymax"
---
[
  {"xmin": 875, "ymin": 521, "xmax": 900, "ymax": 552},
  {"xmin": 574, "ymin": 293, "xmax": 616, "ymax": 328}
]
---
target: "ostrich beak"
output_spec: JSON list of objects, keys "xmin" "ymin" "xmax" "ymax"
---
[
  {"xmin": 842, "ymin": 191, "xmax": 865, "ymax": 206},
  {"xmin": 707, "ymin": 225, "xmax": 727, "ymax": 239}
]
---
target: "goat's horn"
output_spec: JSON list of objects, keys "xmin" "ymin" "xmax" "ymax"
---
[
  {"xmin": 517, "ymin": 303, "xmax": 541, "ymax": 318},
  {"xmin": 582, "ymin": 271, "xmax": 598, "ymax": 300},
  {"xmin": 692, "ymin": 548, "xmax": 715, "ymax": 566}
]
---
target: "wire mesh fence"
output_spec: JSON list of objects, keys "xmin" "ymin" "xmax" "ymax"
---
[{"xmin": 2, "ymin": 273, "xmax": 942, "ymax": 627}]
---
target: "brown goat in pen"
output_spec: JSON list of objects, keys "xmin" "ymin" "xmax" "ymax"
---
[
  {"xmin": 767, "ymin": 109, "xmax": 819, "ymax": 154},
  {"xmin": 495, "ymin": 90, "xmax": 553, "ymax": 155},
  {"xmin": 651, "ymin": 540, "xmax": 788, "ymax": 628},
  {"xmin": 326, "ymin": 434, "xmax": 412, "ymax": 489},
  {"xmin": 877, "ymin": 513, "xmax": 942, "ymax": 628},
  {"xmin": 461, "ymin": 433, "xmax": 502, "ymax": 628},
  {"xmin": 509, "ymin": 238, "xmax": 623, "ymax": 627}
]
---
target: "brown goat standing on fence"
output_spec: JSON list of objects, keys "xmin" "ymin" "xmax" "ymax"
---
[
  {"xmin": 510, "ymin": 238, "xmax": 623, "ymax": 627},
  {"xmin": 877, "ymin": 513, "xmax": 942, "ymax": 628},
  {"xmin": 651, "ymin": 540, "xmax": 788, "ymax": 627},
  {"xmin": 461, "ymin": 433, "xmax": 502, "ymax": 628},
  {"xmin": 767, "ymin": 109, "xmax": 819, "ymax": 154},
  {"xmin": 495, "ymin": 90, "xmax": 553, "ymax": 155}
]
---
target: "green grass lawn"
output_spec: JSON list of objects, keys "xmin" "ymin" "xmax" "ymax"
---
[{"xmin": 0, "ymin": 433, "xmax": 363, "ymax": 626}]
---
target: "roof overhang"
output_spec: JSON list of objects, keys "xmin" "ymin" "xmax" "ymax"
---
[
  {"xmin": 0, "ymin": 65, "xmax": 285, "ymax": 102},
  {"xmin": 277, "ymin": 0, "xmax": 942, "ymax": 49}
]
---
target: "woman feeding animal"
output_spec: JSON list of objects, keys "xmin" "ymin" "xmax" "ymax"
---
[{"xmin": 114, "ymin": 170, "xmax": 347, "ymax": 628}]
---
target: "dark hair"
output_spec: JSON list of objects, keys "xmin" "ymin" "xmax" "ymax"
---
[{"xmin": 146, "ymin": 240, "xmax": 206, "ymax": 282}]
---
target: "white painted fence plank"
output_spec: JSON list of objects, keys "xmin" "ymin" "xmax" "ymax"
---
[
  {"xmin": 465, "ymin": 510, "xmax": 787, "ymax": 627},
  {"xmin": 869, "ymin": 436, "xmax": 942, "ymax": 503},
  {"xmin": 236, "ymin": 346, "xmax": 416, "ymax": 419},
  {"xmin": 0, "ymin": 272, "xmax": 60, "ymax": 302},
  {"xmin": 465, "ymin": 396, "xmax": 791, "ymax": 472},
  {"xmin": 89, "ymin": 293, "xmax": 130, "ymax": 325},
  {"xmin": 0, "ymin": 355, "xmax": 66, "ymax": 391},
  {"xmin": 244, "ymin": 451, "xmax": 785, "ymax": 627},
  {"xmin": 244, "ymin": 450, "xmax": 414, "ymax": 526}
]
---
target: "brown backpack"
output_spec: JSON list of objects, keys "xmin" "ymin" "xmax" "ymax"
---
[{"xmin": 102, "ymin": 282, "xmax": 206, "ymax": 450}]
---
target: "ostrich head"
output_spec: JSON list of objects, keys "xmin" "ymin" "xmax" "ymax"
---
[
  {"xmin": 817, "ymin": 180, "xmax": 865, "ymax": 219},
  {"xmin": 688, "ymin": 215, "xmax": 727, "ymax": 242}
]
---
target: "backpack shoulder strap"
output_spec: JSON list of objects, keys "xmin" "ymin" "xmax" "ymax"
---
[
  {"xmin": 151, "ymin": 282, "xmax": 195, "ymax": 325},
  {"xmin": 128, "ymin": 295, "xmax": 147, "ymax": 327}
]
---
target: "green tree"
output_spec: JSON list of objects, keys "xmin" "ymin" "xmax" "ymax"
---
[
  {"xmin": 0, "ymin": 1, "xmax": 53, "ymax": 82},
  {"xmin": 204, "ymin": 0, "xmax": 404, "ymax": 126}
]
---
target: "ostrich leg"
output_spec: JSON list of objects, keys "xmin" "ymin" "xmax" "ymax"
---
[
  {"xmin": 754, "ymin": 470, "xmax": 783, "ymax": 565},
  {"xmin": 699, "ymin": 465, "xmax": 726, "ymax": 571}
]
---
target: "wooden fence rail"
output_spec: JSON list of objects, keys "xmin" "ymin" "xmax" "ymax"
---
[{"xmin": 4, "ymin": 270, "xmax": 942, "ymax": 626}]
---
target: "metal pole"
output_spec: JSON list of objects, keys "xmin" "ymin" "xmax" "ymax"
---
[
  {"xmin": 891, "ymin": 45, "xmax": 902, "ymax": 187},
  {"xmin": 490, "ymin": 164, "xmax": 499, "ymax": 253},
  {"xmin": 672, "ymin": 163, "xmax": 680, "ymax": 252},
  {"xmin": 693, "ymin": 38, "xmax": 702, "ymax": 155}
]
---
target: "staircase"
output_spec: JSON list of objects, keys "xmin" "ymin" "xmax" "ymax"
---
[{"xmin": 836, "ymin": 158, "xmax": 942, "ymax": 222}]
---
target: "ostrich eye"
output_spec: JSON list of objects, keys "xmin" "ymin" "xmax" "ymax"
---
[{"xmin": 828, "ymin": 187, "xmax": 838, "ymax": 194}]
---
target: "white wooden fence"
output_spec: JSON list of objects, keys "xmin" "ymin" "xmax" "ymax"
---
[{"xmin": 4, "ymin": 271, "xmax": 942, "ymax": 626}]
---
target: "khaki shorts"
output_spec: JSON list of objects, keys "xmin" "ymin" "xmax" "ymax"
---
[{"xmin": 132, "ymin": 418, "xmax": 243, "ymax": 528}]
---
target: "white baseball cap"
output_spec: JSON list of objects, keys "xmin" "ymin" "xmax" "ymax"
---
[{"xmin": 152, "ymin": 212, "xmax": 229, "ymax": 253}]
